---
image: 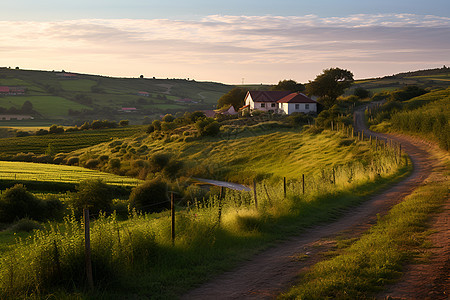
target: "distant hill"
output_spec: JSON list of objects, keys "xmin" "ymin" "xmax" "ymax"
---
[
  {"xmin": 0, "ymin": 68, "xmax": 233, "ymax": 125},
  {"xmin": 350, "ymin": 66, "xmax": 450, "ymax": 95}
]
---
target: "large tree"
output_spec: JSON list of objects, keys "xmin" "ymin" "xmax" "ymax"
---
[
  {"xmin": 217, "ymin": 87, "xmax": 247, "ymax": 110},
  {"xmin": 306, "ymin": 68, "xmax": 354, "ymax": 108},
  {"xmin": 270, "ymin": 79, "xmax": 305, "ymax": 92}
]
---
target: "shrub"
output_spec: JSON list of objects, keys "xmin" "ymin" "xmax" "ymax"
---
[
  {"xmin": 0, "ymin": 184, "xmax": 45, "ymax": 223},
  {"xmin": 119, "ymin": 120, "xmax": 129, "ymax": 126},
  {"xmin": 149, "ymin": 153, "xmax": 171, "ymax": 172},
  {"xmin": 152, "ymin": 120, "xmax": 162, "ymax": 131},
  {"xmin": 66, "ymin": 157, "xmax": 79, "ymax": 165},
  {"xmin": 85, "ymin": 158, "xmax": 100, "ymax": 169},
  {"xmin": 9, "ymin": 218, "xmax": 43, "ymax": 232},
  {"xmin": 128, "ymin": 178, "xmax": 170, "ymax": 213},
  {"xmin": 146, "ymin": 124, "xmax": 155, "ymax": 134},
  {"xmin": 109, "ymin": 158, "xmax": 121, "ymax": 169},
  {"xmin": 162, "ymin": 114, "xmax": 175, "ymax": 123},
  {"xmin": 70, "ymin": 180, "xmax": 113, "ymax": 215},
  {"xmin": 32, "ymin": 154, "xmax": 53, "ymax": 164}
]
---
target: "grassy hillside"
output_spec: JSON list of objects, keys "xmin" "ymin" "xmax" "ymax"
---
[
  {"xmin": 350, "ymin": 67, "xmax": 450, "ymax": 95},
  {"xmin": 0, "ymin": 67, "xmax": 232, "ymax": 124},
  {"xmin": 0, "ymin": 125, "xmax": 408, "ymax": 299},
  {"xmin": 368, "ymin": 88, "xmax": 450, "ymax": 150}
]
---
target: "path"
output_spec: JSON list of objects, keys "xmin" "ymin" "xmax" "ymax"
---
[{"xmin": 182, "ymin": 108, "xmax": 447, "ymax": 299}]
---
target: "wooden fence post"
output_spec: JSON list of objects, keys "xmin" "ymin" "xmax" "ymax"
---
[
  {"xmin": 171, "ymin": 193, "xmax": 175, "ymax": 245},
  {"xmin": 253, "ymin": 180, "xmax": 258, "ymax": 209},
  {"xmin": 332, "ymin": 168, "xmax": 336, "ymax": 185},
  {"xmin": 83, "ymin": 208, "xmax": 94, "ymax": 290},
  {"xmin": 283, "ymin": 177, "xmax": 286, "ymax": 198},
  {"xmin": 302, "ymin": 174, "xmax": 305, "ymax": 195},
  {"xmin": 218, "ymin": 187, "xmax": 224, "ymax": 225}
]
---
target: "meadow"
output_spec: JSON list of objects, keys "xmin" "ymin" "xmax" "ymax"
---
[
  {"xmin": 0, "ymin": 161, "xmax": 142, "ymax": 187},
  {"xmin": 0, "ymin": 127, "xmax": 409, "ymax": 299}
]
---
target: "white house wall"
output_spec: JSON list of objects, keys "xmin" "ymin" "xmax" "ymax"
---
[{"xmin": 279, "ymin": 103, "xmax": 317, "ymax": 114}]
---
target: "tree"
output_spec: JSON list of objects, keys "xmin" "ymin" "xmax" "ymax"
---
[
  {"xmin": 217, "ymin": 87, "xmax": 247, "ymax": 110},
  {"xmin": 21, "ymin": 101, "xmax": 33, "ymax": 113},
  {"xmin": 270, "ymin": 79, "xmax": 305, "ymax": 92},
  {"xmin": 306, "ymin": 68, "xmax": 354, "ymax": 108},
  {"xmin": 353, "ymin": 87, "xmax": 370, "ymax": 99},
  {"xmin": 70, "ymin": 179, "xmax": 113, "ymax": 215}
]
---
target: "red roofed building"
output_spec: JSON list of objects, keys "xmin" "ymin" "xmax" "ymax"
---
[
  {"xmin": 243, "ymin": 91, "xmax": 317, "ymax": 115},
  {"xmin": 0, "ymin": 86, "xmax": 9, "ymax": 94},
  {"xmin": 277, "ymin": 92, "xmax": 318, "ymax": 114}
]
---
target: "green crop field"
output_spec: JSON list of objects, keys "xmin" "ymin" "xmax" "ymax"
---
[
  {"xmin": 0, "ymin": 95, "xmax": 91, "ymax": 117},
  {"xmin": 59, "ymin": 79, "xmax": 98, "ymax": 92},
  {"xmin": 0, "ymin": 125, "xmax": 144, "ymax": 155},
  {"xmin": 0, "ymin": 161, "xmax": 142, "ymax": 186}
]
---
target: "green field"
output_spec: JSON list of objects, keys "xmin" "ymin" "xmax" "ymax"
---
[
  {"xmin": 0, "ymin": 161, "xmax": 142, "ymax": 186},
  {"xmin": 0, "ymin": 95, "xmax": 91, "ymax": 117},
  {"xmin": 0, "ymin": 125, "xmax": 144, "ymax": 155}
]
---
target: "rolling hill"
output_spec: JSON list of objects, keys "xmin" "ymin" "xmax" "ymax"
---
[{"xmin": 0, "ymin": 67, "xmax": 233, "ymax": 125}]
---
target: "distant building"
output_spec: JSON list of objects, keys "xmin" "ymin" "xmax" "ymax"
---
[
  {"xmin": 0, "ymin": 115, "xmax": 34, "ymax": 120},
  {"xmin": 120, "ymin": 107, "xmax": 137, "ymax": 113},
  {"xmin": 0, "ymin": 86, "xmax": 25, "ymax": 95},
  {"xmin": 57, "ymin": 72, "xmax": 78, "ymax": 79},
  {"xmin": 215, "ymin": 105, "xmax": 238, "ymax": 115},
  {"xmin": 137, "ymin": 91, "xmax": 150, "ymax": 97}
]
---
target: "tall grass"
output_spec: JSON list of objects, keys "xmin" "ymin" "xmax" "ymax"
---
[
  {"xmin": 0, "ymin": 136, "xmax": 408, "ymax": 298},
  {"xmin": 390, "ymin": 96, "xmax": 449, "ymax": 150}
]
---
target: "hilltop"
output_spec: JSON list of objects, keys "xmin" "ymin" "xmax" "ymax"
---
[{"xmin": 0, "ymin": 68, "xmax": 233, "ymax": 125}]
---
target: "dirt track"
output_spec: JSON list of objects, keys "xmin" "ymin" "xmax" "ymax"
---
[{"xmin": 182, "ymin": 109, "xmax": 449, "ymax": 299}]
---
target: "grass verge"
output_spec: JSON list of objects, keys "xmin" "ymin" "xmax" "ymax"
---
[{"xmin": 281, "ymin": 160, "xmax": 448, "ymax": 299}]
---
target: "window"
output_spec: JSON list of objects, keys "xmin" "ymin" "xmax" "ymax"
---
[
  {"xmin": 305, "ymin": 104, "xmax": 309, "ymax": 109},
  {"xmin": 261, "ymin": 103, "xmax": 265, "ymax": 108},
  {"xmin": 295, "ymin": 104, "xmax": 299, "ymax": 110},
  {"xmin": 271, "ymin": 103, "xmax": 276, "ymax": 107}
]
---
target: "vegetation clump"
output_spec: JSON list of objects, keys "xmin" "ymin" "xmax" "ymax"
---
[{"xmin": 128, "ymin": 178, "xmax": 170, "ymax": 213}]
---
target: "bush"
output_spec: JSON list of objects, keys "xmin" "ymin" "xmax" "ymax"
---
[
  {"xmin": 9, "ymin": 218, "xmax": 43, "ymax": 232},
  {"xmin": 109, "ymin": 158, "xmax": 121, "ymax": 169},
  {"xmin": 85, "ymin": 158, "xmax": 100, "ymax": 169},
  {"xmin": 70, "ymin": 180, "xmax": 113, "ymax": 215},
  {"xmin": 66, "ymin": 157, "xmax": 79, "ymax": 166},
  {"xmin": 128, "ymin": 178, "xmax": 170, "ymax": 213},
  {"xmin": 0, "ymin": 184, "xmax": 45, "ymax": 223},
  {"xmin": 152, "ymin": 120, "xmax": 162, "ymax": 131},
  {"xmin": 149, "ymin": 153, "xmax": 171, "ymax": 172},
  {"xmin": 162, "ymin": 114, "xmax": 175, "ymax": 123}
]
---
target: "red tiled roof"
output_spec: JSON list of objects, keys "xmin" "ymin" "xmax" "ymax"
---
[
  {"xmin": 247, "ymin": 91, "xmax": 291, "ymax": 103},
  {"xmin": 0, "ymin": 86, "xmax": 9, "ymax": 93},
  {"xmin": 277, "ymin": 93, "xmax": 317, "ymax": 104}
]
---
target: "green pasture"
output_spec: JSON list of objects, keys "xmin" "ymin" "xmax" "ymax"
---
[
  {"xmin": 59, "ymin": 79, "xmax": 97, "ymax": 92},
  {"xmin": 0, "ymin": 96, "xmax": 91, "ymax": 117},
  {"xmin": 0, "ymin": 161, "xmax": 141, "ymax": 187}
]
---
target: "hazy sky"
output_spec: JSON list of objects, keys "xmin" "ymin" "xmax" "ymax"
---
[{"xmin": 1, "ymin": 0, "xmax": 449, "ymax": 84}]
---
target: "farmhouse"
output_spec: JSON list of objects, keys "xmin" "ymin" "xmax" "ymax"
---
[
  {"xmin": 137, "ymin": 91, "xmax": 150, "ymax": 97},
  {"xmin": 277, "ymin": 92, "xmax": 318, "ymax": 114},
  {"xmin": 243, "ymin": 91, "xmax": 318, "ymax": 115}
]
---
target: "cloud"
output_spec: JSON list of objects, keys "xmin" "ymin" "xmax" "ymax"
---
[{"xmin": 0, "ymin": 14, "xmax": 449, "ymax": 83}]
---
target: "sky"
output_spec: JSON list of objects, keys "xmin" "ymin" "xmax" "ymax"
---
[{"xmin": 1, "ymin": 0, "xmax": 449, "ymax": 84}]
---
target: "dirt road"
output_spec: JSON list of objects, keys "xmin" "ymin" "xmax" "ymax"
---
[{"xmin": 182, "ymin": 109, "xmax": 448, "ymax": 299}]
